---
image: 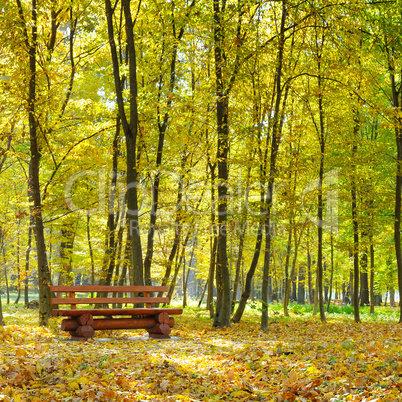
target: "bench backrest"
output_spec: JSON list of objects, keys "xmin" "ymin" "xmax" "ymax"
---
[{"xmin": 50, "ymin": 285, "xmax": 170, "ymax": 309}]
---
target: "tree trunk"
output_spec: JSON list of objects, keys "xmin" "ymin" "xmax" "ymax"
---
[
  {"xmin": 182, "ymin": 256, "xmax": 188, "ymax": 308},
  {"xmin": 326, "ymin": 233, "xmax": 334, "ymax": 312},
  {"xmin": 351, "ymin": 102, "xmax": 361, "ymax": 323},
  {"xmin": 1, "ymin": 234, "xmax": 10, "ymax": 305},
  {"xmin": 113, "ymin": 225, "xmax": 124, "ymax": 286},
  {"xmin": 14, "ymin": 226, "xmax": 21, "ymax": 305},
  {"xmin": 212, "ymin": 0, "xmax": 231, "ymax": 327},
  {"xmin": 15, "ymin": 0, "xmax": 52, "ymax": 325},
  {"xmin": 351, "ymin": 145, "xmax": 361, "ymax": 323},
  {"xmin": 101, "ymin": 120, "xmax": 120, "ymax": 287},
  {"xmin": 283, "ymin": 228, "xmax": 293, "ymax": 317},
  {"xmin": 291, "ymin": 276, "xmax": 297, "ymax": 302},
  {"xmin": 360, "ymin": 249, "xmax": 369, "ymax": 306},
  {"xmin": 313, "ymin": 273, "xmax": 319, "ymax": 315},
  {"xmin": 198, "ymin": 281, "xmax": 208, "ymax": 308},
  {"xmin": 261, "ymin": 0, "xmax": 288, "ymax": 331},
  {"xmin": 232, "ymin": 221, "xmax": 246, "ymax": 309},
  {"xmin": 57, "ymin": 224, "xmax": 76, "ymax": 286},
  {"xmin": 349, "ymin": 264, "xmax": 354, "ymax": 305},
  {"xmin": 232, "ymin": 223, "xmax": 263, "ymax": 323},
  {"xmin": 370, "ymin": 242, "xmax": 375, "ymax": 314},
  {"xmin": 86, "ymin": 214, "xmax": 95, "ymax": 295},
  {"xmin": 298, "ymin": 264, "xmax": 305, "ymax": 305},
  {"xmin": 168, "ymin": 233, "xmax": 190, "ymax": 300},
  {"xmin": 388, "ymin": 51, "xmax": 402, "ymax": 322},
  {"xmin": 316, "ymin": 90, "xmax": 326, "ymax": 323},
  {"xmin": 307, "ymin": 236, "xmax": 313, "ymax": 304},
  {"xmin": 390, "ymin": 287, "xmax": 396, "ymax": 307},
  {"xmin": 207, "ymin": 236, "xmax": 217, "ymax": 318},
  {"xmin": 0, "ymin": 289, "xmax": 3, "ymax": 325},
  {"xmin": 105, "ymin": 0, "xmax": 144, "ymax": 285},
  {"xmin": 207, "ymin": 162, "xmax": 217, "ymax": 318},
  {"xmin": 24, "ymin": 222, "xmax": 33, "ymax": 306}
]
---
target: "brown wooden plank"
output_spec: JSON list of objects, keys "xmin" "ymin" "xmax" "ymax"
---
[
  {"xmin": 69, "ymin": 291, "xmax": 76, "ymax": 309},
  {"xmin": 49, "ymin": 285, "xmax": 168, "ymax": 293},
  {"xmin": 61, "ymin": 316, "xmax": 175, "ymax": 332},
  {"xmin": 52, "ymin": 307, "xmax": 183, "ymax": 317},
  {"xmin": 51, "ymin": 297, "xmax": 170, "ymax": 305}
]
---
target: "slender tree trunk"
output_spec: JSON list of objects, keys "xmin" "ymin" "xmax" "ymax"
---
[
  {"xmin": 291, "ymin": 275, "xmax": 297, "ymax": 302},
  {"xmin": 24, "ymin": 222, "xmax": 33, "ymax": 306},
  {"xmin": 261, "ymin": 0, "xmax": 288, "ymax": 331},
  {"xmin": 313, "ymin": 273, "xmax": 319, "ymax": 315},
  {"xmin": 86, "ymin": 214, "xmax": 95, "ymax": 295},
  {"xmin": 351, "ymin": 102, "xmax": 361, "ymax": 323},
  {"xmin": 15, "ymin": 226, "xmax": 21, "ymax": 304},
  {"xmin": 0, "ymin": 290, "xmax": 3, "ymax": 325},
  {"xmin": 113, "ymin": 225, "xmax": 124, "ymax": 286},
  {"xmin": 388, "ymin": 58, "xmax": 402, "ymax": 322},
  {"xmin": 213, "ymin": 85, "xmax": 231, "ymax": 328},
  {"xmin": 183, "ymin": 241, "xmax": 195, "ymax": 308},
  {"xmin": 118, "ymin": 239, "xmax": 130, "ymax": 287},
  {"xmin": 207, "ymin": 235, "xmax": 217, "ymax": 318},
  {"xmin": 105, "ymin": 0, "xmax": 144, "ymax": 285},
  {"xmin": 198, "ymin": 281, "xmax": 208, "ymax": 308},
  {"xmin": 298, "ymin": 264, "xmax": 305, "ymax": 305},
  {"xmin": 182, "ymin": 256, "xmax": 188, "ymax": 308},
  {"xmin": 1, "ymin": 236, "xmax": 9, "ymax": 305},
  {"xmin": 168, "ymin": 233, "xmax": 190, "ymax": 300},
  {"xmin": 360, "ymin": 246, "xmax": 369, "ymax": 306},
  {"xmin": 351, "ymin": 146, "xmax": 361, "ymax": 323},
  {"xmin": 16, "ymin": 0, "xmax": 52, "ymax": 325},
  {"xmin": 370, "ymin": 241, "xmax": 375, "ymax": 314},
  {"xmin": 212, "ymin": 0, "xmax": 244, "ymax": 328},
  {"xmin": 326, "ymin": 233, "xmax": 334, "ymax": 312},
  {"xmin": 283, "ymin": 228, "xmax": 293, "ymax": 317},
  {"xmin": 206, "ymin": 160, "xmax": 217, "ymax": 317},
  {"xmin": 101, "ymin": 120, "xmax": 120, "ymax": 287},
  {"xmin": 285, "ymin": 223, "xmax": 303, "ymax": 314},
  {"xmin": 58, "ymin": 224, "xmax": 76, "ymax": 286},
  {"xmin": 232, "ymin": 221, "xmax": 246, "ymax": 309},
  {"xmin": 349, "ymin": 262, "xmax": 354, "ymax": 305},
  {"xmin": 232, "ymin": 222, "xmax": 264, "ymax": 322},
  {"xmin": 316, "ymin": 94, "xmax": 326, "ymax": 323},
  {"xmin": 307, "ymin": 234, "xmax": 313, "ymax": 304}
]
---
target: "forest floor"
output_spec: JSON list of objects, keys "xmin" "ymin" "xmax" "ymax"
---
[{"xmin": 0, "ymin": 302, "xmax": 402, "ymax": 401}]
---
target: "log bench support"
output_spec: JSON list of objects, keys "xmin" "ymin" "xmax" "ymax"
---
[
  {"xmin": 50, "ymin": 286, "xmax": 182, "ymax": 341},
  {"xmin": 60, "ymin": 312, "xmax": 175, "ymax": 340}
]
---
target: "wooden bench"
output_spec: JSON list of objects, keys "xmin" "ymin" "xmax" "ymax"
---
[{"xmin": 50, "ymin": 285, "xmax": 183, "ymax": 341}]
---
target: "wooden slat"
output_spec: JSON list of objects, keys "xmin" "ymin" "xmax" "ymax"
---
[
  {"xmin": 51, "ymin": 297, "xmax": 170, "ymax": 305},
  {"xmin": 52, "ymin": 307, "xmax": 183, "ymax": 317},
  {"xmin": 49, "ymin": 285, "xmax": 168, "ymax": 293},
  {"xmin": 69, "ymin": 292, "xmax": 76, "ymax": 309}
]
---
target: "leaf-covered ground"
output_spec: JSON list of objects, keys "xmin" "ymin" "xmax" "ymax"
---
[{"xmin": 1, "ymin": 306, "xmax": 402, "ymax": 401}]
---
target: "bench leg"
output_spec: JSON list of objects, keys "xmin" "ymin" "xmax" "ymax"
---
[
  {"xmin": 62, "ymin": 313, "xmax": 95, "ymax": 341},
  {"xmin": 68, "ymin": 325, "xmax": 94, "ymax": 341},
  {"xmin": 147, "ymin": 312, "xmax": 173, "ymax": 339}
]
